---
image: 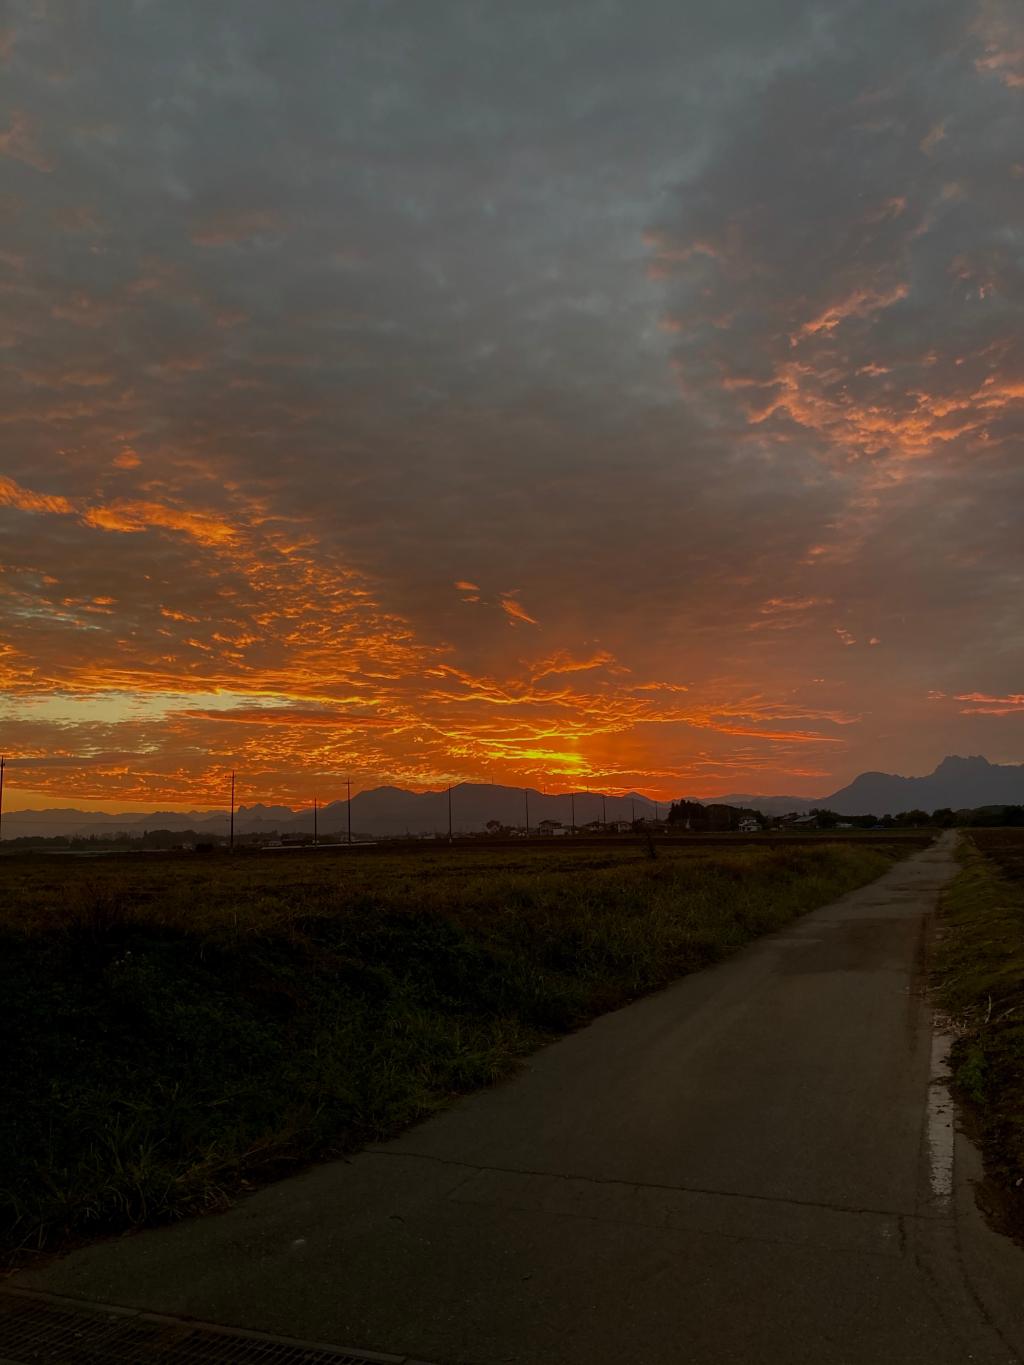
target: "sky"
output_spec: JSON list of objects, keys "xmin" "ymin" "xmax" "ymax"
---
[{"xmin": 1, "ymin": 0, "xmax": 1023, "ymax": 812}]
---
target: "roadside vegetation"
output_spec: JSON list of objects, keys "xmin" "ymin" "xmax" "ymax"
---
[
  {"xmin": 1, "ymin": 838, "xmax": 914, "ymax": 1262},
  {"xmin": 935, "ymin": 830, "xmax": 1024, "ymax": 1240}
]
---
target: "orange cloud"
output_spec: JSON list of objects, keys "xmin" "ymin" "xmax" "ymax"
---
[
  {"xmin": 954, "ymin": 691, "xmax": 1024, "ymax": 714},
  {"xmin": 180, "ymin": 706, "xmax": 395, "ymax": 728},
  {"xmin": 742, "ymin": 357, "xmax": 1023, "ymax": 462},
  {"xmin": 82, "ymin": 500, "xmax": 238, "ymax": 545},
  {"xmin": 751, "ymin": 597, "xmax": 834, "ymax": 631},
  {"xmin": 695, "ymin": 723, "xmax": 845, "ymax": 744},
  {"xmin": 500, "ymin": 595, "xmax": 538, "ymax": 625},
  {"xmin": 973, "ymin": 0, "xmax": 1024, "ymax": 87},
  {"xmin": 530, "ymin": 650, "xmax": 618, "ymax": 679},
  {"xmin": 793, "ymin": 283, "xmax": 909, "ymax": 341},
  {"xmin": 0, "ymin": 475, "xmax": 75, "ymax": 516},
  {"xmin": 975, "ymin": 46, "xmax": 1024, "ymax": 87}
]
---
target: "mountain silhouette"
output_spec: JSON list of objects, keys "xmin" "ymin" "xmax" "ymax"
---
[
  {"xmin": 821, "ymin": 754, "xmax": 1024, "ymax": 816},
  {"xmin": 1, "ymin": 784, "xmax": 661, "ymax": 839},
  {"xmin": 723, "ymin": 755, "xmax": 1024, "ymax": 817},
  {"xmin": 4, "ymin": 758, "xmax": 1022, "ymax": 838}
]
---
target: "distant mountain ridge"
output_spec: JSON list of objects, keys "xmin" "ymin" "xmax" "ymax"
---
[
  {"xmin": 822, "ymin": 754, "xmax": 1024, "ymax": 817},
  {"xmin": 724, "ymin": 755, "xmax": 1024, "ymax": 818},
  {"xmin": 1, "ymin": 785, "xmax": 664, "ymax": 840},
  {"xmin": 4, "ymin": 757, "xmax": 1023, "ymax": 838}
]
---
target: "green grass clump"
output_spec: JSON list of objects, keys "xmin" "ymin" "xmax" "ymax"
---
[
  {"xmin": 934, "ymin": 832, "xmax": 1024, "ymax": 1236},
  {"xmin": 1, "ymin": 840, "xmax": 901, "ymax": 1260}
]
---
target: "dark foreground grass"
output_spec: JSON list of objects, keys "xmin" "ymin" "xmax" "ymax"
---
[
  {"xmin": 1, "ymin": 839, "xmax": 905, "ymax": 1261},
  {"xmin": 935, "ymin": 831, "xmax": 1024, "ymax": 1240}
]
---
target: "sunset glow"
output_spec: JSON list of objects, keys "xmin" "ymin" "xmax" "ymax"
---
[{"xmin": 2, "ymin": 0, "xmax": 1022, "ymax": 811}]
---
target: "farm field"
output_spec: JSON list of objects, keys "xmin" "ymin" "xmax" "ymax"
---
[
  {"xmin": 936, "ymin": 829, "xmax": 1024, "ymax": 1240},
  {"xmin": 971, "ymin": 827, "xmax": 1024, "ymax": 880},
  {"xmin": 1, "ymin": 835, "xmax": 924, "ymax": 1263}
]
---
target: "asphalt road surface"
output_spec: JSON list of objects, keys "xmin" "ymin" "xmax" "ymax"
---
[{"xmin": 11, "ymin": 832, "xmax": 1024, "ymax": 1364}]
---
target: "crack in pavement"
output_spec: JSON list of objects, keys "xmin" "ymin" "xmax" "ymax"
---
[
  {"xmin": 369, "ymin": 1147, "xmax": 940, "ymax": 1224},
  {"xmin": 445, "ymin": 1186, "xmax": 907, "ymax": 1261}
]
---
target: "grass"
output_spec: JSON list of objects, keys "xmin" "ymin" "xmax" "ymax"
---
[
  {"xmin": 0, "ymin": 838, "xmax": 913, "ymax": 1262},
  {"xmin": 934, "ymin": 830, "xmax": 1024, "ymax": 1239}
]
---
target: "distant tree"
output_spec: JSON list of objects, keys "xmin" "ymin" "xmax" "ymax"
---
[
  {"xmin": 667, "ymin": 800, "xmax": 706, "ymax": 829},
  {"xmin": 963, "ymin": 804, "xmax": 1024, "ymax": 828},
  {"xmin": 893, "ymin": 809, "xmax": 931, "ymax": 827},
  {"xmin": 704, "ymin": 803, "xmax": 741, "ymax": 831},
  {"xmin": 810, "ymin": 808, "xmax": 840, "ymax": 829},
  {"xmin": 3, "ymin": 834, "xmax": 71, "ymax": 850}
]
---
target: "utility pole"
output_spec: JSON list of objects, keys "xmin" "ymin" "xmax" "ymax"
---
[
  {"xmin": 448, "ymin": 783, "xmax": 453, "ymax": 843},
  {"xmin": 570, "ymin": 791, "xmax": 576, "ymax": 835},
  {"xmin": 313, "ymin": 795, "xmax": 318, "ymax": 846},
  {"xmin": 602, "ymin": 792, "xmax": 606, "ymax": 827},
  {"xmin": 631, "ymin": 799, "xmax": 636, "ymax": 825},
  {"xmin": 229, "ymin": 770, "xmax": 235, "ymax": 852},
  {"xmin": 524, "ymin": 786, "xmax": 530, "ymax": 837},
  {"xmin": 0, "ymin": 754, "xmax": 5, "ymax": 844},
  {"xmin": 346, "ymin": 776, "xmax": 352, "ymax": 845}
]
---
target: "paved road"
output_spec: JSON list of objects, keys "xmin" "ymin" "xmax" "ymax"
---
[{"xmin": 13, "ymin": 833, "xmax": 1024, "ymax": 1363}]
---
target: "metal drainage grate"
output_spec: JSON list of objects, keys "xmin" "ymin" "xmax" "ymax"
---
[{"xmin": 0, "ymin": 1291, "xmax": 433, "ymax": 1365}]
